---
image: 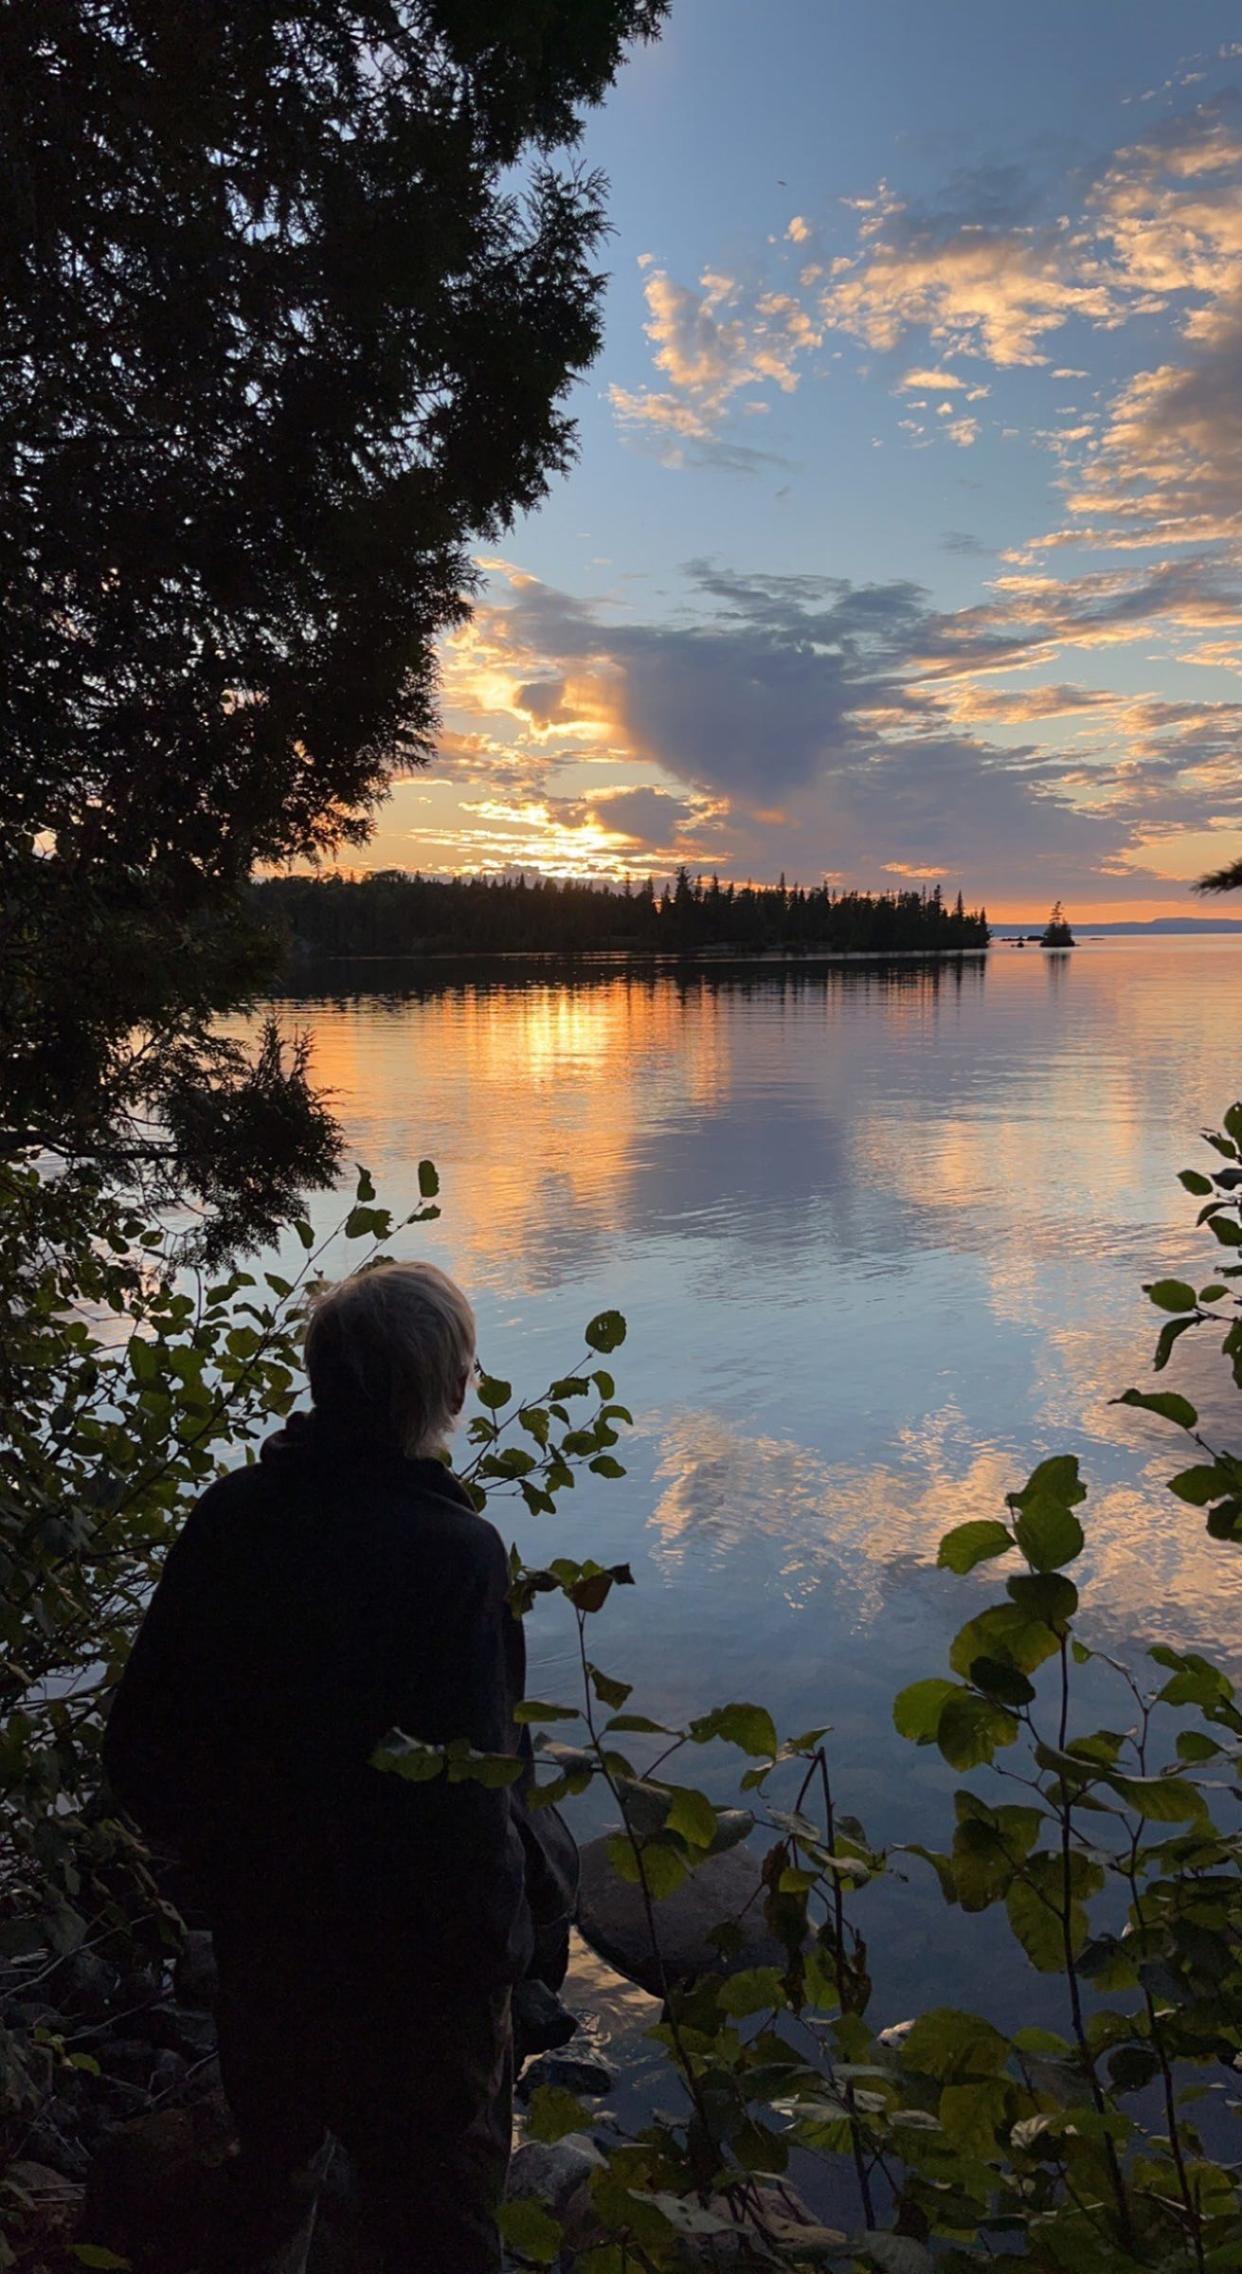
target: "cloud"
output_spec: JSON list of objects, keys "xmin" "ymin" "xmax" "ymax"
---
[
  {"xmin": 609, "ymin": 262, "xmax": 822, "ymax": 458},
  {"xmin": 819, "ymin": 186, "xmax": 1130, "ymax": 366},
  {"xmin": 432, "ymin": 554, "xmax": 1242, "ymax": 899},
  {"xmin": 899, "ymin": 366, "xmax": 968, "ymax": 390},
  {"xmin": 571, "ymin": 785, "xmax": 698, "ymax": 848}
]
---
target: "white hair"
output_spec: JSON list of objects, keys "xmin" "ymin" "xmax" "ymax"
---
[{"xmin": 304, "ymin": 1260, "xmax": 476, "ymax": 1458}]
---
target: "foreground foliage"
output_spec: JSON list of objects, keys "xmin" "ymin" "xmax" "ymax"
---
[
  {"xmin": 385, "ymin": 1109, "xmax": 1242, "ymax": 2271},
  {"xmin": 5, "ymin": 1113, "xmax": 1242, "ymax": 2270}
]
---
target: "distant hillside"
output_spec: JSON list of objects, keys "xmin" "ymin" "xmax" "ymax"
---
[{"xmin": 996, "ymin": 918, "xmax": 1242, "ymax": 936}]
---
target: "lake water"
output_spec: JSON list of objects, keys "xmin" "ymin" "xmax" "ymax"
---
[{"xmin": 261, "ymin": 939, "xmax": 1242, "ymax": 2106}]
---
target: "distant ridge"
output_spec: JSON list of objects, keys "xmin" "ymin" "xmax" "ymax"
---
[{"xmin": 996, "ymin": 918, "xmax": 1242, "ymax": 936}]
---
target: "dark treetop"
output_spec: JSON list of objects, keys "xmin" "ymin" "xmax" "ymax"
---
[{"xmin": 0, "ymin": 0, "xmax": 666, "ymax": 1246}]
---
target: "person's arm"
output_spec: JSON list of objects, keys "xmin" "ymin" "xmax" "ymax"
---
[
  {"xmin": 102, "ymin": 1486, "xmax": 232, "ymax": 1853},
  {"xmin": 377, "ymin": 1518, "xmax": 535, "ymax": 1980}
]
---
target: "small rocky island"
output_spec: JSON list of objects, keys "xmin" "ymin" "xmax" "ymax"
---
[{"xmin": 1040, "ymin": 900, "xmax": 1076, "ymax": 947}]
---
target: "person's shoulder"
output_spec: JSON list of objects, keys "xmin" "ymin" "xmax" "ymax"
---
[{"xmin": 408, "ymin": 1469, "xmax": 509, "ymax": 1576}]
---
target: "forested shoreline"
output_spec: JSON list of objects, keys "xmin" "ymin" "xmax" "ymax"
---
[{"xmin": 255, "ymin": 868, "xmax": 991, "ymax": 960}]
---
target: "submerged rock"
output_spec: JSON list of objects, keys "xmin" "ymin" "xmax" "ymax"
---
[
  {"xmin": 576, "ymin": 1835, "xmax": 787, "ymax": 1997},
  {"xmin": 516, "ymin": 2051, "xmax": 613, "ymax": 2102},
  {"xmin": 507, "ymin": 2131, "xmax": 605, "ymax": 2213}
]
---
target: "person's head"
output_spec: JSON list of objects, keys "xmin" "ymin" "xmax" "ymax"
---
[{"xmin": 303, "ymin": 1260, "xmax": 476, "ymax": 1458}]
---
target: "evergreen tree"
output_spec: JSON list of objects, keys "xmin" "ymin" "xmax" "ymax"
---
[{"xmin": 1, "ymin": 0, "xmax": 667, "ymax": 1245}]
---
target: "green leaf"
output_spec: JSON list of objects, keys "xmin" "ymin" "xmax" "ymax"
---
[
  {"xmin": 1006, "ymin": 1571, "xmax": 1078, "ymax": 1625},
  {"xmin": 950, "ymin": 1600, "xmax": 1062, "ymax": 1678},
  {"xmin": 588, "ymin": 1454, "xmax": 626, "ymax": 1478},
  {"xmin": 417, "ymin": 1158, "xmax": 440, "ymax": 1198},
  {"xmin": 513, "ymin": 1700, "xmax": 581, "ymax": 1725},
  {"xmin": 937, "ymin": 1520, "xmax": 1014, "ymax": 1573},
  {"xmin": 969, "ymin": 1657, "xmax": 1036, "ymax": 1708},
  {"xmin": 937, "ymin": 1692, "xmax": 1021, "ymax": 1770},
  {"xmin": 893, "ymin": 1678, "xmax": 960, "ymax": 1743},
  {"xmin": 715, "ymin": 1966, "xmax": 786, "ymax": 2018},
  {"xmin": 1012, "ymin": 2026, "xmax": 1072, "ymax": 2057},
  {"xmin": 294, "ymin": 1220, "xmax": 315, "ymax": 1249},
  {"xmin": 1155, "ymin": 1315, "xmax": 1197, "ymax": 1370},
  {"xmin": 688, "ymin": 1702, "xmax": 778, "ymax": 1757},
  {"xmin": 1168, "ymin": 1465, "xmax": 1232, "ymax": 1507},
  {"xmin": 1104, "ymin": 1771, "xmax": 1207, "ymax": 1822},
  {"xmin": 524, "ymin": 2084, "xmax": 589, "ymax": 2144},
  {"xmin": 71, "ymin": 2252, "xmax": 132, "ymax": 2271},
  {"xmin": 900, "ymin": 2007, "xmax": 1010, "ymax": 2081},
  {"xmin": 1179, "ymin": 1169, "xmax": 1214, "ymax": 1195},
  {"xmin": 587, "ymin": 1663, "xmax": 632, "ymax": 1710},
  {"xmin": 343, "ymin": 1203, "xmax": 390, "ymax": 1240},
  {"xmin": 1176, "ymin": 1730, "xmax": 1223, "ymax": 1762},
  {"xmin": 939, "ymin": 2076, "xmax": 1008, "ymax": 2158},
  {"xmin": 1006, "ymin": 1874, "xmax": 1072, "ymax": 1972},
  {"xmin": 354, "ymin": 1165, "xmax": 375, "ymax": 1202},
  {"xmin": 1012, "ymin": 1495, "xmax": 1084, "ymax": 1573},
  {"xmin": 664, "ymin": 1785, "xmax": 719, "ymax": 1849},
  {"xmin": 585, "ymin": 1310, "xmax": 626, "ymax": 1353},
  {"xmin": 476, "ymin": 1373, "xmax": 512, "ymax": 1411},
  {"xmin": 497, "ymin": 2199, "xmax": 563, "ymax": 2265},
  {"xmin": 1146, "ymin": 1279, "xmax": 1198, "ymax": 1312},
  {"xmin": 1013, "ymin": 1454, "xmax": 1087, "ymax": 1509},
  {"xmin": 370, "ymin": 1736, "xmax": 444, "ymax": 1782},
  {"xmin": 1114, "ymin": 1387, "xmax": 1198, "ymax": 1430},
  {"xmin": 607, "ymin": 1830, "xmax": 687, "ymax": 1899}
]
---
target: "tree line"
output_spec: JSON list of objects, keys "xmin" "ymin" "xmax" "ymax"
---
[{"xmin": 256, "ymin": 868, "xmax": 991, "ymax": 959}]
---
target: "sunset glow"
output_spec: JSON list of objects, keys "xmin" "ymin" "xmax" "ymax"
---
[{"xmin": 353, "ymin": 4, "xmax": 1242, "ymax": 921}]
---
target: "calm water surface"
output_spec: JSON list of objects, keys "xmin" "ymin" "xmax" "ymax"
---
[{"xmin": 258, "ymin": 940, "xmax": 1242, "ymax": 2090}]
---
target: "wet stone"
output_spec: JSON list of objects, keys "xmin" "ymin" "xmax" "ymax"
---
[
  {"xmin": 576, "ymin": 1835, "xmax": 788, "ymax": 1997},
  {"xmin": 516, "ymin": 2052, "xmax": 613, "ymax": 2103}
]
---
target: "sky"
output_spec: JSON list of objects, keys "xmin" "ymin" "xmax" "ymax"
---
[{"xmin": 363, "ymin": 0, "xmax": 1242, "ymax": 922}]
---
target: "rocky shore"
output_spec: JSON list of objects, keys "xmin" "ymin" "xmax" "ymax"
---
[{"xmin": 4, "ymin": 1834, "xmax": 822, "ymax": 2269}]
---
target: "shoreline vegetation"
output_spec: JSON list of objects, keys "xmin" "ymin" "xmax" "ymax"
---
[{"xmin": 255, "ymin": 869, "xmax": 991, "ymax": 966}]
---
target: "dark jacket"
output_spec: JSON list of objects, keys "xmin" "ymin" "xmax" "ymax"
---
[{"xmin": 104, "ymin": 1413, "xmax": 575, "ymax": 1995}]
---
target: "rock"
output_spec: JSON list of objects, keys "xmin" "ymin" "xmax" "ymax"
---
[
  {"xmin": 576, "ymin": 1835, "xmax": 788, "ymax": 1997},
  {"xmin": 6, "ymin": 1998, "xmax": 65, "ymax": 2031},
  {"xmin": 150, "ymin": 2048, "xmax": 190, "ymax": 2097},
  {"xmin": 147, "ymin": 2001, "xmax": 218, "ymax": 2059},
  {"xmin": 173, "ymin": 1930, "xmax": 218, "ymax": 2010},
  {"xmin": 516, "ymin": 2052, "xmax": 613, "ymax": 2103},
  {"xmin": 56, "ymin": 1949, "xmax": 121, "ymax": 2020},
  {"xmin": 3, "ymin": 2160, "xmax": 83, "ymax": 2263},
  {"xmin": 506, "ymin": 2133, "xmax": 605, "ymax": 2217},
  {"xmin": 83, "ymin": 2089, "xmax": 238, "ymax": 2270},
  {"xmin": 24, "ymin": 2098, "xmax": 93, "ymax": 2180},
  {"xmin": 512, "ymin": 1976, "xmax": 578, "ymax": 2063},
  {"xmin": 100, "ymin": 2038, "xmax": 158, "ymax": 2087},
  {"xmin": 117, "ymin": 1961, "xmax": 168, "ymax": 2011}
]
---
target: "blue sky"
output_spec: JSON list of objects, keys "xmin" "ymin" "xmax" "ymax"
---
[{"xmin": 367, "ymin": 0, "xmax": 1242, "ymax": 919}]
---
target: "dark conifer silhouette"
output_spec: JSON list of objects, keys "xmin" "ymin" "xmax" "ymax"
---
[
  {"xmin": 256, "ymin": 871, "xmax": 992, "ymax": 960},
  {"xmin": 0, "ymin": 0, "xmax": 668, "ymax": 1242}
]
